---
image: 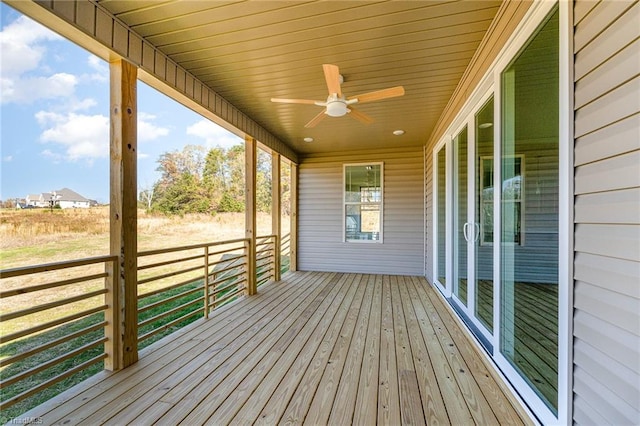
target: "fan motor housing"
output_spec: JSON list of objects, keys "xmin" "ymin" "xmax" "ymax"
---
[{"xmin": 326, "ymin": 100, "xmax": 348, "ymax": 117}]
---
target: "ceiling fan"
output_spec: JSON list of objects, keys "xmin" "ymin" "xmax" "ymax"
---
[{"xmin": 271, "ymin": 64, "xmax": 405, "ymax": 128}]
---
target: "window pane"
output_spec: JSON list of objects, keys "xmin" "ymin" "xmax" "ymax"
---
[
  {"xmin": 345, "ymin": 164, "xmax": 381, "ymax": 202},
  {"xmin": 345, "ymin": 204, "xmax": 380, "ymax": 241},
  {"xmin": 344, "ymin": 164, "xmax": 382, "ymax": 242},
  {"xmin": 475, "ymin": 97, "xmax": 494, "ymax": 332},
  {"xmin": 453, "ymin": 126, "xmax": 468, "ymax": 305}
]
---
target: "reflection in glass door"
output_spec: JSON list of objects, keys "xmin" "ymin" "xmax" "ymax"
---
[
  {"xmin": 475, "ymin": 97, "xmax": 494, "ymax": 332},
  {"xmin": 500, "ymin": 7, "xmax": 559, "ymax": 414},
  {"xmin": 436, "ymin": 146, "xmax": 447, "ymax": 287},
  {"xmin": 452, "ymin": 127, "xmax": 468, "ymax": 306}
]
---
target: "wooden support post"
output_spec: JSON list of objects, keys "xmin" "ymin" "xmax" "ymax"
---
[
  {"xmin": 289, "ymin": 163, "xmax": 298, "ymax": 272},
  {"xmin": 245, "ymin": 135, "xmax": 257, "ymax": 295},
  {"xmin": 107, "ymin": 58, "xmax": 138, "ymax": 370},
  {"xmin": 272, "ymin": 152, "xmax": 281, "ymax": 281}
]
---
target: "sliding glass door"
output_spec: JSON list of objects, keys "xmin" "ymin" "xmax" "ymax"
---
[{"xmin": 432, "ymin": 4, "xmax": 561, "ymax": 421}]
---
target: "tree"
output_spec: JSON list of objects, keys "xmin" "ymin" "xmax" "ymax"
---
[
  {"xmin": 148, "ymin": 143, "xmax": 282, "ymax": 216},
  {"xmin": 139, "ymin": 184, "xmax": 155, "ymax": 211}
]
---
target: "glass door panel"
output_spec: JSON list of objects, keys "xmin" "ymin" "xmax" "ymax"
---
[
  {"xmin": 436, "ymin": 146, "xmax": 447, "ymax": 286},
  {"xmin": 453, "ymin": 127, "xmax": 468, "ymax": 306},
  {"xmin": 500, "ymin": 8, "xmax": 559, "ymax": 414},
  {"xmin": 475, "ymin": 97, "xmax": 494, "ymax": 332}
]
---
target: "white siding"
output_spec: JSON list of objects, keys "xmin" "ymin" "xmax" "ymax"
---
[
  {"xmin": 298, "ymin": 147, "xmax": 424, "ymax": 275},
  {"xmin": 572, "ymin": 1, "xmax": 640, "ymax": 424}
]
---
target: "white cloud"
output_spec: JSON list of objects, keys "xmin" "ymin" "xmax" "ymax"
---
[
  {"xmin": 68, "ymin": 97, "xmax": 97, "ymax": 112},
  {"xmin": 0, "ymin": 15, "xmax": 62, "ymax": 77},
  {"xmin": 1, "ymin": 72, "xmax": 77, "ymax": 104},
  {"xmin": 3, "ymin": 155, "xmax": 13, "ymax": 162},
  {"xmin": 186, "ymin": 119, "xmax": 242, "ymax": 148},
  {"xmin": 138, "ymin": 112, "xmax": 170, "ymax": 142},
  {"xmin": 41, "ymin": 149, "xmax": 63, "ymax": 163},
  {"xmin": 0, "ymin": 15, "xmax": 78, "ymax": 104},
  {"xmin": 36, "ymin": 111, "xmax": 109, "ymax": 162},
  {"xmin": 86, "ymin": 54, "xmax": 108, "ymax": 82}
]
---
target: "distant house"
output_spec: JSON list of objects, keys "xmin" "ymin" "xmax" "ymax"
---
[
  {"xmin": 54, "ymin": 188, "xmax": 91, "ymax": 209},
  {"xmin": 24, "ymin": 188, "xmax": 91, "ymax": 209},
  {"xmin": 25, "ymin": 194, "xmax": 47, "ymax": 208}
]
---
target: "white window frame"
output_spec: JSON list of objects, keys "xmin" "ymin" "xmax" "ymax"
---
[{"xmin": 343, "ymin": 162, "xmax": 384, "ymax": 243}]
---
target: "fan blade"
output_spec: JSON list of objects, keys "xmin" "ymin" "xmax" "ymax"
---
[
  {"xmin": 305, "ymin": 110, "xmax": 327, "ymax": 128},
  {"xmin": 323, "ymin": 64, "xmax": 342, "ymax": 97},
  {"xmin": 271, "ymin": 98, "xmax": 319, "ymax": 105},
  {"xmin": 348, "ymin": 86, "xmax": 405, "ymax": 104},
  {"xmin": 347, "ymin": 107, "xmax": 374, "ymax": 124}
]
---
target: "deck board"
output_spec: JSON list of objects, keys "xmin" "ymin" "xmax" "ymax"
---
[{"xmin": 21, "ymin": 271, "xmax": 532, "ymax": 425}]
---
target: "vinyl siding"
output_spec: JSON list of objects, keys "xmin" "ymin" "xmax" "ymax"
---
[
  {"xmin": 298, "ymin": 147, "xmax": 424, "ymax": 275},
  {"xmin": 572, "ymin": 1, "xmax": 640, "ymax": 424}
]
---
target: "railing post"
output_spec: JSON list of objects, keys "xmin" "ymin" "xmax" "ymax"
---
[
  {"xmin": 244, "ymin": 238, "xmax": 254, "ymax": 296},
  {"xmin": 104, "ymin": 258, "xmax": 120, "ymax": 371},
  {"xmin": 245, "ymin": 135, "xmax": 257, "ymax": 295},
  {"xmin": 203, "ymin": 246, "xmax": 209, "ymax": 318},
  {"xmin": 272, "ymin": 152, "xmax": 281, "ymax": 281}
]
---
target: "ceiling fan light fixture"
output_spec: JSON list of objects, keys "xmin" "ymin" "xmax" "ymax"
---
[
  {"xmin": 326, "ymin": 100, "xmax": 348, "ymax": 117},
  {"xmin": 303, "ymin": 137, "xmax": 314, "ymax": 143},
  {"xmin": 393, "ymin": 129, "xmax": 405, "ymax": 136}
]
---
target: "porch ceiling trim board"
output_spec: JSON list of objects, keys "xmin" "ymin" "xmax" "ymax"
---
[
  {"xmin": 3, "ymin": 0, "xmax": 298, "ymax": 164},
  {"xmin": 16, "ymin": 272, "xmax": 532, "ymax": 425}
]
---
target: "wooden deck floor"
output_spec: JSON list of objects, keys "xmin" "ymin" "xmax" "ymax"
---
[{"xmin": 24, "ymin": 272, "xmax": 531, "ymax": 425}]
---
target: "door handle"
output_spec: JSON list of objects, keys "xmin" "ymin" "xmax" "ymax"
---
[
  {"xmin": 474, "ymin": 222, "xmax": 480, "ymax": 243},
  {"xmin": 463, "ymin": 222, "xmax": 469, "ymax": 242}
]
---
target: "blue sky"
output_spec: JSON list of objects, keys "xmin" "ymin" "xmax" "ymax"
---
[{"xmin": 0, "ymin": 4, "xmax": 242, "ymax": 203}]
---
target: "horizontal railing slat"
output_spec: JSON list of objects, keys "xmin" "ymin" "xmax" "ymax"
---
[
  {"xmin": 0, "ymin": 255, "xmax": 117, "ymax": 278},
  {"xmin": 138, "ymin": 308, "xmax": 202, "ymax": 343},
  {"xmin": 0, "ymin": 272, "xmax": 108, "ymax": 299},
  {"xmin": 1, "ymin": 305, "xmax": 107, "ymax": 344},
  {"xmin": 0, "ymin": 321, "xmax": 107, "ymax": 368},
  {"xmin": 138, "ymin": 296, "xmax": 204, "ymax": 329},
  {"xmin": 137, "ymin": 238, "xmax": 248, "ymax": 257},
  {"xmin": 0, "ymin": 353, "xmax": 107, "ymax": 410},
  {"xmin": 0, "ymin": 288, "xmax": 107, "ymax": 322},
  {"xmin": 138, "ymin": 285, "xmax": 203, "ymax": 314},
  {"xmin": 137, "ymin": 253, "xmax": 204, "ymax": 271},
  {"xmin": 1, "ymin": 337, "xmax": 107, "ymax": 388}
]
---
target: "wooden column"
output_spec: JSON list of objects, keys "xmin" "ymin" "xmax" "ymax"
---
[
  {"xmin": 107, "ymin": 58, "xmax": 138, "ymax": 370},
  {"xmin": 271, "ymin": 152, "xmax": 281, "ymax": 281},
  {"xmin": 289, "ymin": 163, "xmax": 298, "ymax": 272},
  {"xmin": 245, "ymin": 135, "xmax": 257, "ymax": 295}
]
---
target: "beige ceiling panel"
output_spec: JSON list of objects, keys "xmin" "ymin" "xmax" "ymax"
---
[{"xmin": 90, "ymin": 0, "xmax": 505, "ymax": 156}]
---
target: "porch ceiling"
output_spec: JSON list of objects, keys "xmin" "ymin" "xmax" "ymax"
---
[{"xmin": 96, "ymin": 0, "xmax": 502, "ymax": 156}]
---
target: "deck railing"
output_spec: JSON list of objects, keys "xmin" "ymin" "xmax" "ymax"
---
[
  {"xmin": 0, "ymin": 255, "xmax": 117, "ymax": 411},
  {"xmin": 256, "ymin": 234, "xmax": 276, "ymax": 287},
  {"xmin": 136, "ymin": 238, "xmax": 250, "ymax": 344},
  {"xmin": 0, "ymin": 236, "xmax": 279, "ymax": 415}
]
